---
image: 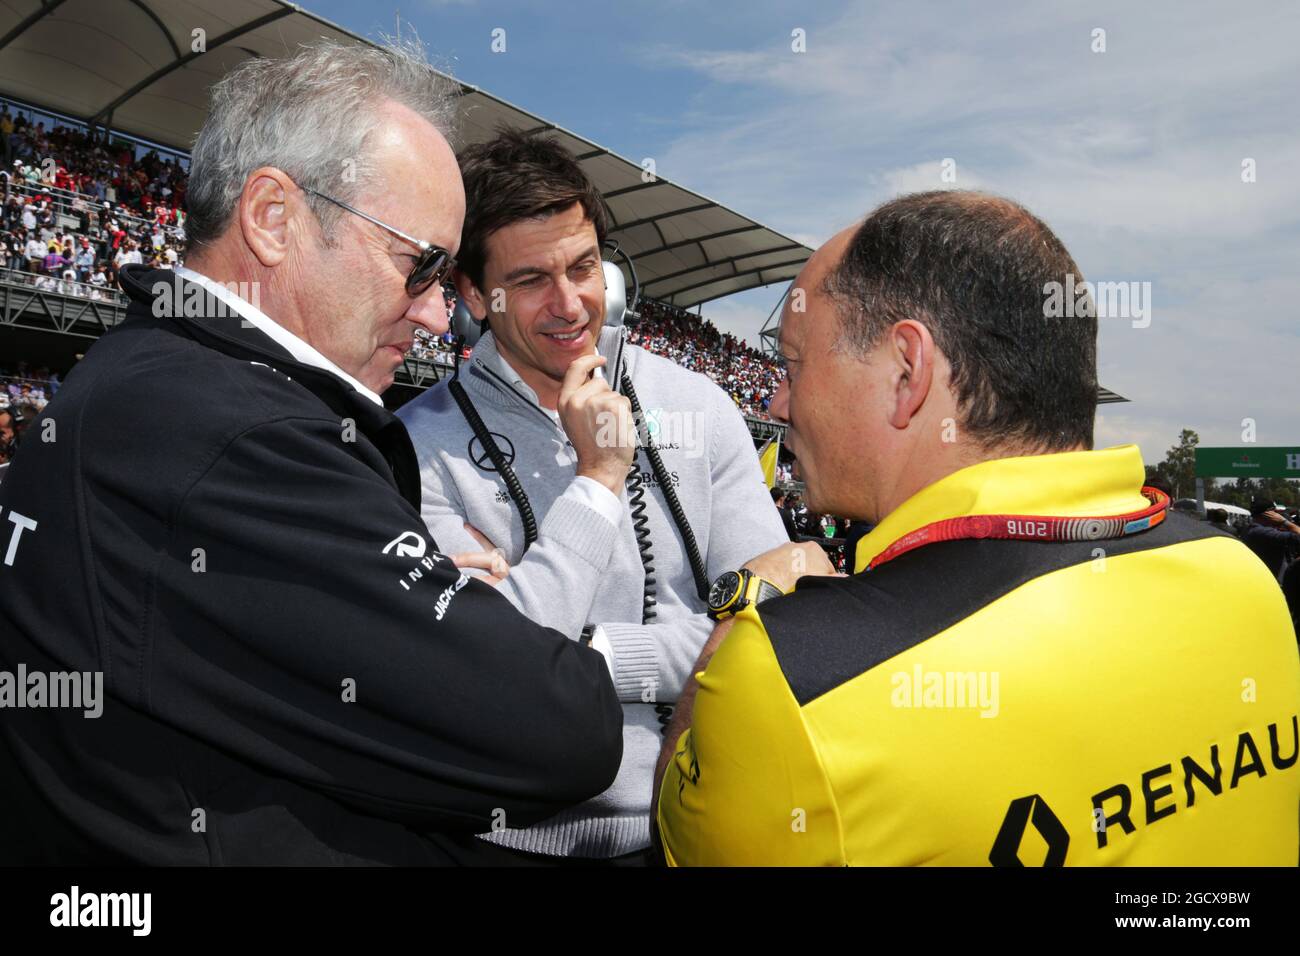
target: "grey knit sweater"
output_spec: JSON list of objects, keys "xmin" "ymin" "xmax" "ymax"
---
[{"xmin": 397, "ymin": 326, "xmax": 786, "ymax": 857}]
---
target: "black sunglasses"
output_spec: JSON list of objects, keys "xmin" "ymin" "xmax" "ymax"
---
[{"xmin": 300, "ymin": 186, "xmax": 456, "ymax": 297}]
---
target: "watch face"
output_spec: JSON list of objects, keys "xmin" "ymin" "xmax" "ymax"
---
[{"xmin": 709, "ymin": 571, "xmax": 741, "ymax": 610}]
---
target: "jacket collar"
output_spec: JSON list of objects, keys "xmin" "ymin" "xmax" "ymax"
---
[
  {"xmin": 117, "ymin": 265, "xmax": 423, "ymax": 508},
  {"xmin": 174, "ymin": 265, "xmax": 383, "ymax": 406},
  {"xmin": 854, "ymin": 444, "xmax": 1151, "ymax": 573}
]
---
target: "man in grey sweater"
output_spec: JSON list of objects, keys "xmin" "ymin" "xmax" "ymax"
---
[{"xmin": 398, "ymin": 130, "xmax": 788, "ymax": 862}]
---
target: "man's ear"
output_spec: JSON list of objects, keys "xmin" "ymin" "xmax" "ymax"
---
[
  {"xmin": 453, "ymin": 267, "xmax": 487, "ymax": 322},
  {"xmin": 238, "ymin": 167, "xmax": 295, "ymax": 269},
  {"xmin": 886, "ymin": 319, "xmax": 936, "ymax": 431}
]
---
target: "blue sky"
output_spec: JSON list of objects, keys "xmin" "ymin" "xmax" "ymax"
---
[{"xmin": 308, "ymin": 0, "xmax": 1299, "ymax": 461}]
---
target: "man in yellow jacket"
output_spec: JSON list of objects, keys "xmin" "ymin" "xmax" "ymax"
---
[{"xmin": 653, "ymin": 191, "xmax": 1300, "ymax": 866}]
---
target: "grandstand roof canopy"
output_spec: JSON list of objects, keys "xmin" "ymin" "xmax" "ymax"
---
[{"xmin": 0, "ymin": 0, "xmax": 811, "ymax": 307}]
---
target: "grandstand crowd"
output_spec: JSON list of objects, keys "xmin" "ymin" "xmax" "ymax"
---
[
  {"xmin": 0, "ymin": 101, "xmax": 186, "ymax": 301},
  {"xmin": 628, "ymin": 299, "xmax": 782, "ymax": 421}
]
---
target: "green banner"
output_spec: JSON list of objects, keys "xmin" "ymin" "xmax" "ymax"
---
[{"xmin": 1194, "ymin": 447, "xmax": 1300, "ymax": 478}]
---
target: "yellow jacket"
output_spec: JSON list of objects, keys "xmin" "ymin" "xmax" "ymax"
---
[{"xmin": 658, "ymin": 445, "xmax": 1300, "ymax": 865}]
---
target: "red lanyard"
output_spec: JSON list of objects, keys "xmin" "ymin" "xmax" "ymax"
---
[{"xmin": 864, "ymin": 487, "xmax": 1171, "ymax": 572}]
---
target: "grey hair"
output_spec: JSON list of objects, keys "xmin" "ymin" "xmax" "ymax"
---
[{"xmin": 184, "ymin": 37, "xmax": 458, "ymax": 249}]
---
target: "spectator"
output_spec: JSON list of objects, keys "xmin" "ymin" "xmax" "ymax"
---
[
  {"xmin": 40, "ymin": 241, "xmax": 64, "ymax": 276},
  {"xmin": 74, "ymin": 240, "xmax": 93, "ymax": 279},
  {"xmin": 2, "ymin": 228, "xmax": 24, "ymax": 271},
  {"xmin": 771, "ymin": 487, "xmax": 799, "ymax": 541},
  {"xmin": 1282, "ymin": 559, "xmax": 1300, "ymax": 639},
  {"xmin": 113, "ymin": 238, "xmax": 141, "ymax": 271},
  {"xmin": 1206, "ymin": 508, "xmax": 1233, "ymax": 534},
  {"xmin": 23, "ymin": 232, "xmax": 42, "ymax": 271},
  {"xmin": 841, "ymin": 516, "xmax": 874, "ymax": 565},
  {"xmin": 1242, "ymin": 496, "xmax": 1300, "ymax": 580},
  {"xmin": 783, "ymin": 491, "xmax": 810, "ymax": 535}
]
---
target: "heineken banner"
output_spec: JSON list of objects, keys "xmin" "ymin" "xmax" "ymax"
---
[{"xmin": 1194, "ymin": 447, "xmax": 1300, "ymax": 478}]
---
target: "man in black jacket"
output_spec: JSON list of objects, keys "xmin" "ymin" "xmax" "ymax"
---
[
  {"xmin": 771, "ymin": 488, "xmax": 799, "ymax": 541},
  {"xmin": 1242, "ymin": 496, "xmax": 1300, "ymax": 580},
  {"xmin": 0, "ymin": 40, "xmax": 632, "ymax": 865}
]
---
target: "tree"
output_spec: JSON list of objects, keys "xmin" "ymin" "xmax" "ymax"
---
[
  {"xmin": 1162, "ymin": 429, "xmax": 1202, "ymax": 500},
  {"xmin": 1262, "ymin": 476, "xmax": 1300, "ymax": 507}
]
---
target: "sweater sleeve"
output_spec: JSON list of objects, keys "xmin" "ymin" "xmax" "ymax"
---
[
  {"xmin": 415, "ymin": 450, "xmax": 623, "ymax": 639},
  {"xmin": 150, "ymin": 416, "xmax": 623, "ymax": 834}
]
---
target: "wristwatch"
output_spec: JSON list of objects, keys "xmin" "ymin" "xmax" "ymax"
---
[{"xmin": 707, "ymin": 569, "xmax": 783, "ymax": 621}]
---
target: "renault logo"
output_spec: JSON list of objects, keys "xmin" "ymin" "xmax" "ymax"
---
[
  {"xmin": 382, "ymin": 531, "xmax": 426, "ymax": 559},
  {"xmin": 989, "ymin": 794, "xmax": 1070, "ymax": 866}
]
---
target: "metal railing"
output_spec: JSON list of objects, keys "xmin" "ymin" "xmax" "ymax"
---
[
  {"xmin": 0, "ymin": 266, "xmax": 126, "ymax": 304},
  {"xmin": 0, "ymin": 266, "xmax": 128, "ymax": 339},
  {"xmin": 3, "ymin": 178, "xmax": 184, "ymax": 243}
]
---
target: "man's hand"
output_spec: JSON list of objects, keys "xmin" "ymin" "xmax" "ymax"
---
[
  {"xmin": 451, "ymin": 521, "xmax": 509, "ymax": 585},
  {"xmin": 557, "ymin": 354, "xmax": 636, "ymax": 496},
  {"xmin": 743, "ymin": 540, "xmax": 838, "ymax": 594},
  {"xmin": 1262, "ymin": 510, "xmax": 1300, "ymax": 533},
  {"xmin": 451, "ymin": 548, "xmax": 510, "ymax": 584}
]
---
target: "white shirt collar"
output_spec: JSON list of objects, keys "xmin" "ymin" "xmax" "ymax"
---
[{"xmin": 175, "ymin": 266, "xmax": 383, "ymax": 406}]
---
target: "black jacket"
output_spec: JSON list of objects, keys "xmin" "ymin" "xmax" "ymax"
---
[
  {"xmin": 1242, "ymin": 521, "xmax": 1300, "ymax": 579},
  {"xmin": 0, "ymin": 266, "xmax": 623, "ymax": 864},
  {"xmin": 777, "ymin": 505, "xmax": 799, "ymax": 542}
]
